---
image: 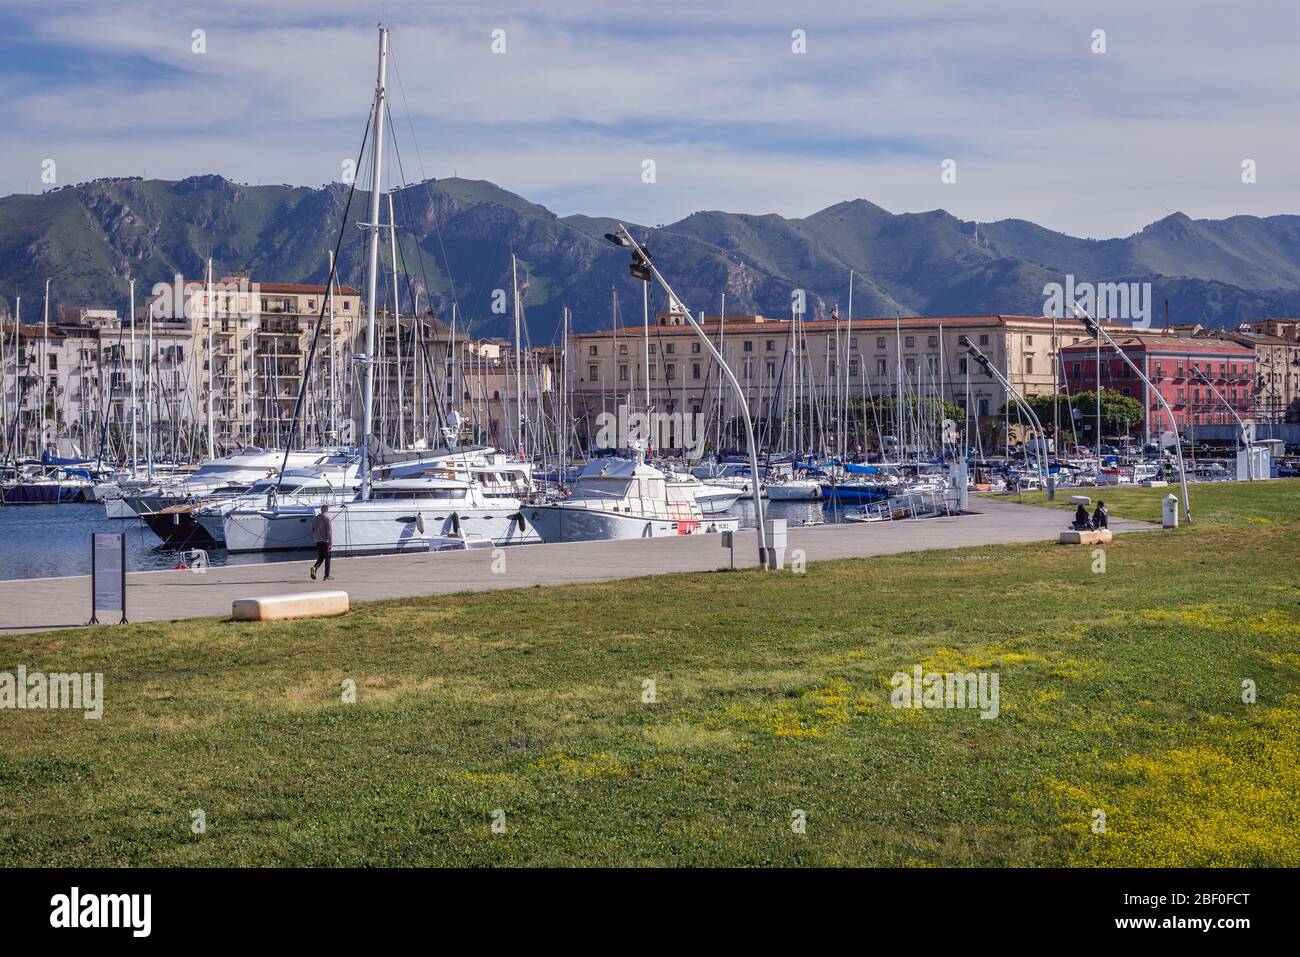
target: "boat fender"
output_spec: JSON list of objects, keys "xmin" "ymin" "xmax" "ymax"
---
[{"xmin": 416, "ymin": 513, "xmax": 425, "ymax": 533}]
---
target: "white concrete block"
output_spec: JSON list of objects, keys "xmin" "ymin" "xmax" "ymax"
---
[
  {"xmin": 1058, "ymin": 529, "xmax": 1112, "ymax": 545},
  {"xmin": 1069, "ymin": 495, "xmax": 1092, "ymax": 505},
  {"xmin": 231, "ymin": 590, "xmax": 349, "ymax": 622}
]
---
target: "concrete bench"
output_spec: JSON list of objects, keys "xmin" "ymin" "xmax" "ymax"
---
[
  {"xmin": 1058, "ymin": 529, "xmax": 1112, "ymax": 545},
  {"xmin": 231, "ymin": 590, "xmax": 349, "ymax": 622}
]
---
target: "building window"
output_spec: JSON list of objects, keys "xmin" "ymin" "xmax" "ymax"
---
[
  {"xmin": 766, "ymin": 360, "xmax": 776, "ymax": 378},
  {"xmin": 665, "ymin": 343, "xmax": 675, "ymax": 354},
  {"xmin": 928, "ymin": 335, "xmax": 938, "ymax": 347},
  {"xmin": 588, "ymin": 364, "xmax": 598, "ymax": 380},
  {"xmin": 959, "ymin": 358, "xmax": 967, "ymax": 374},
  {"xmin": 744, "ymin": 340, "xmax": 753, "ymax": 352},
  {"xmin": 766, "ymin": 340, "xmax": 775, "ymax": 351},
  {"xmin": 979, "ymin": 334, "xmax": 989, "ymax": 346},
  {"xmin": 692, "ymin": 362, "xmax": 701, "ymax": 380},
  {"xmin": 978, "ymin": 397, "xmax": 989, "ymax": 416},
  {"xmin": 1072, "ymin": 362, "xmax": 1081, "ymax": 379},
  {"xmin": 877, "ymin": 359, "xmax": 887, "ymax": 376},
  {"xmin": 589, "ymin": 345, "xmax": 598, "ymax": 356},
  {"xmin": 666, "ymin": 364, "xmax": 676, "ymax": 380},
  {"xmin": 691, "ymin": 342, "xmax": 701, "ymax": 354},
  {"xmin": 619, "ymin": 364, "xmax": 628, "ymax": 381},
  {"xmin": 877, "ymin": 337, "xmax": 886, "ymax": 349},
  {"xmin": 619, "ymin": 344, "xmax": 628, "ymax": 355},
  {"xmin": 849, "ymin": 358, "xmax": 859, "ymax": 377},
  {"xmin": 905, "ymin": 336, "xmax": 915, "ymax": 348},
  {"xmin": 1026, "ymin": 335, "xmax": 1033, "ymax": 345},
  {"xmin": 1025, "ymin": 356, "xmax": 1034, "ymax": 374},
  {"xmin": 905, "ymin": 357, "xmax": 916, "ymax": 375}
]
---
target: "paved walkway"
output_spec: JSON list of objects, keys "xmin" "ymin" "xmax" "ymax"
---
[{"xmin": 0, "ymin": 497, "xmax": 1156, "ymax": 634}]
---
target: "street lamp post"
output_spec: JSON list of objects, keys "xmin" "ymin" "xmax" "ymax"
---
[
  {"xmin": 1069, "ymin": 303, "xmax": 1191, "ymax": 522},
  {"xmin": 607, "ymin": 224, "xmax": 769, "ymax": 568},
  {"xmin": 1193, "ymin": 366, "xmax": 1252, "ymax": 481},
  {"xmin": 958, "ymin": 335, "xmax": 1049, "ymax": 488}
]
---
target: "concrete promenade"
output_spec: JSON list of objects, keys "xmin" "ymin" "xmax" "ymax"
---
[{"xmin": 0, "ymin": 497, "xmax": 1156, "ymax": 634}]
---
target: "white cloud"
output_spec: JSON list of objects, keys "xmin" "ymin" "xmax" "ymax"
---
[{"xmin": 2, "ymin": 0, "xmax": 1298, "ymax": 237}]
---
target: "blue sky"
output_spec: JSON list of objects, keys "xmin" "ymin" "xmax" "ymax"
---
[{"xmin": 1, "ymin": 0, "xmax": 1296, "ymax": 238}]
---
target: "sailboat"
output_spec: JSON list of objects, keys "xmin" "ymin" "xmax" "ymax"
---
[{"xmin": 526, "ymin": 444, "xmax": 737, "ymax": 543}]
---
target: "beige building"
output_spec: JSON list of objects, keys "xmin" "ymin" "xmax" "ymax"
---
[
  {"xmin": 567, "ymin": 310, "xmax": 1135, "ymax": 449},
  {"xmin": 1174, "ymin": 321, "xmax": 1300, "ymax": 423}
]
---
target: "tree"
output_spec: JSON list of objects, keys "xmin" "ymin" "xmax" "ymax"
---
[{"xmin": 1016, "ymin": 390, "xmax": 1145, "ymax": 439}]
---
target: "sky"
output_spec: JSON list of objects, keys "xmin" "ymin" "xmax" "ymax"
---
[{"xmin": 1, "ymin": 0, "xmax": 1296, "ymax": 239}]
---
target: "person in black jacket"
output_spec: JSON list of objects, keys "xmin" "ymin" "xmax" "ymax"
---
[
  {"xmin": 310, "ymin": 504, "xmax": 333, "ymax": 580},
  {"xmin": 1073, "ymin": 503, "xmax": 1091, "ymax": 529},
  {"xmin": 1092, "ymin": 501, "xmax": 1109, "ymax": 530}
]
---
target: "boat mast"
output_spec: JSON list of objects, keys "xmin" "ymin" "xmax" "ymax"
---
[
  {"xmin": 512, "ymin": 254, "xmax": 523, "ymax": 453},
  {"xmin": 205, "ymin": 258, "xmax": 215, "ymax": 458},
  {"xmin": 145, "ymin": 280, "xmax": 154, "ymax": 477},
  {"xmin": 127, "ymin": 278, "xmax": 138, "ymax": 472},
  {"xmin": 41, "ymin": 279, "xmax": 50, "ymax": 460},
  {"xmin": 328, "ymin": 250, "xmax": 337, "ymax": 444},
  {"xmin": 387, "ymin": 191, "xmax": 404, "ymax": 449},
  {"xmin": 359, "ymin": 24, "xmax": 389, "ymax": 501},
  {"xmin": 844, "ymin": 270, "xmax": 854, "ymax": 459}
]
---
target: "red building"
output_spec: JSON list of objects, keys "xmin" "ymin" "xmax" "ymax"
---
[{"xmin": 1059, "ymin": 335, "xmax": 1256, "ymax": 433}]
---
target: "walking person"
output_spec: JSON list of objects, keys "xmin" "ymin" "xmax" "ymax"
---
[{"xmin": 310, "ymin": 504, "xmax": 334, "ymax": 580}]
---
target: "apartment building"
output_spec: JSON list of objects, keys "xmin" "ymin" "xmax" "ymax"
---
[
  {"xmin": 566, "ymin": 309, "xmax": 1130, "ymax": 447},
  {"xmin": 1060, "ymin": 335, "xmax": 1256, "ymax": 432},
  {"xmin": 146, "ymin": 276, "xmax": 363, "ymax": 450}
]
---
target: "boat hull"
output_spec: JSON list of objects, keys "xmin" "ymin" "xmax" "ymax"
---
[
  {"xmin": 222, "ymin": 502, "xmax": 539, "ymax": 554},
  {"xmin": 525, "ymin": 504, "xmax": 738, "ymax": 543}
]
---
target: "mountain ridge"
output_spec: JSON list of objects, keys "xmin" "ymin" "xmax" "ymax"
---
[{"xmin": 3, "ymin": 174, "xmax": 1300, "ymax": 341}]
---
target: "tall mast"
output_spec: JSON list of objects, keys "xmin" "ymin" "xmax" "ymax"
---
[
  {"xmin": 145, "ymin": 280, "xmax": 154, "ymax": 476},
  {"xmin": 205, "ymin": 258, "xmax": 215, "ymax": 458},
  {"xmin": 512, "ymin": 254, "xmax": 523, "ymax": 452},
  {"xmin": 359, "ymin": 23, "xmax": 389, "ymax": 500},
  {"xmin": 643, "ymin": 276, "xmax": 651, "ymax": 414},
  {"xmin": 41, "ymin": 278, "xmax": 50, "ymax": 458},
  {"xmin": 328, "ymin": 250, "xmax": 337, "ymax": 443},
  {"xmin": 387, "ymin": 191, "xmax": 404, "ymax": 448},
  {"xmin": 128, "ymin": 278, "xmax": 138, "ymax": 471}
]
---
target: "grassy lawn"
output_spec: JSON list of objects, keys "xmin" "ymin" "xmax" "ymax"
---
[
  {"xmin": 1002, "ymin": 478, "xmax": 1298, "ymax": 527},
  {"xmin": 1, "ymin": 481, "xmax": 1297, "ymax": 866}
]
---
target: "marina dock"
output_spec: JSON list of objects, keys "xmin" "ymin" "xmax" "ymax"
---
[{"xmin": 0, "ymin": 497, "xmax": 1156, "ymax": 634}]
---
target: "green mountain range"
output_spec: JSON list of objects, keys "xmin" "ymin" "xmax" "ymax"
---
[{"xmin": 3, "ymin": 173, "xmax": 1300, "ymax": 342}]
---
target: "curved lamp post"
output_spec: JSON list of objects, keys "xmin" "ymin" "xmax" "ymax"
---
[{"xmin": 606, "ymin": 224, "xmax": 769, "ymax": 568}]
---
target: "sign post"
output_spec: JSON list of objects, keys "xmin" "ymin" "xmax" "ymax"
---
[{"xmin": 90, "ymin": 532, "xmax": 127, "ymax": 625}]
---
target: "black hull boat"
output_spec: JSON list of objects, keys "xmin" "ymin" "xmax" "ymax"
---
[{"xmin": 139, "ymin": 503, "xmax": 220, "ymax": 550}]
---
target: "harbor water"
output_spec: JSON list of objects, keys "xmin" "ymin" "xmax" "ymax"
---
[{"xmin": 0, "ymin": 497, "xmax": 854, "ymax": 582}]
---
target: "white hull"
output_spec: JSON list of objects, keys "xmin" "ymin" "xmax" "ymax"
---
[
  {"xmin": 103, "ymin": 497, "xmax": 139, "ymax": 520},
  {"xmin": 695, "ymin": 485, "xmax": 743, "ymax": 514},
  {"xmin": 766, "ymin": 481, "xmax": 823, "ymax": 502},
  {"xmin": 222, "ymin": 501, "xmax": 538, "ymax": 554},
  {"xmin": 526, "ymin": 503, "xmax": 737, "ymax": 543}
]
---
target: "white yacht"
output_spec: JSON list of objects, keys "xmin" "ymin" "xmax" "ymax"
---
[
  {"xmin": 527, "ymin": 450, "xmax": 739, "ymax": 543},
  {"xmin": 196, "ymin": 465, "xmax": 362, "ymax": 549},
  {"xmin": 125, "ymin": 448, "xmax": 336, "ymax": 516},
  {"xmin": 766, "ymin": 478, "xmax": 824, "ymax": 501},
  {"xmin": 221, "ymin": 451, "xmax": 537, "ymax": 554}
]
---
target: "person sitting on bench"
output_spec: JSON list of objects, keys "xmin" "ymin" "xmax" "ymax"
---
[{"xmin": 1072, "ymin": 504, "xmax": 1091, "ymax": 530}]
